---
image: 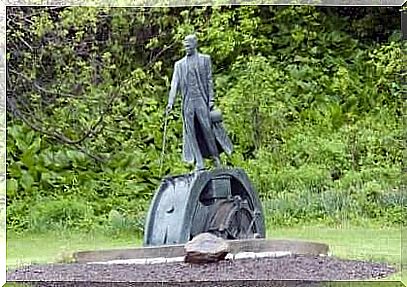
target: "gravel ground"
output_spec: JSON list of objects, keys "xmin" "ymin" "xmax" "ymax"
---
[{"xmin": 7, "ymin": 255, "xmax": 396, "ymax": 285}]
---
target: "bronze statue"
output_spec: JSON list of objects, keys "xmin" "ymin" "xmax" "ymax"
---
[
  {"xmin": 145, "ymin": 35, "xmax": 265, "ymax": 246},
  {"xmin": 166, "ymin": 35, "xmax": 233, "ymax": 171}
]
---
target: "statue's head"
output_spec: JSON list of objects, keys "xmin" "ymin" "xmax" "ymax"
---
[{"xmin": 183, "ymin": 34, "xmax": 198, "ymax": 56}]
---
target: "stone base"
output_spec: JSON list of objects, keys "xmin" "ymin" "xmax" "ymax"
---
[
  {"xmin": 144, "ymin": 168, "xmax": 266, "ymax": 246},
  {"xmin": 74, "ymin": 238, "xmax": 329, "ymax": 264},
  {"xmin": 90, "ymin": 251, "xmax": 295, "ymax": 265}
]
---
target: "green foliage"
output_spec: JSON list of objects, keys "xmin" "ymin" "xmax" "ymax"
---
[
  {"xmin": 29, "ymin": 197, "xmax": 94, "ymax": 232},
  {"xmin": 6, "ymin": 6, "xmax": 405, "ymax": 232}
]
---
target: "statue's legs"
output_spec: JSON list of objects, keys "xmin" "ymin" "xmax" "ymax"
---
[
  {"xmin": 194, "ymin": 104, "xmax": 221, "ymax": 168},
  {"xmin": 185, "ymin": 99, "xmax": 219, "ymax": 170},
  {"xmin": 184, "ymin": 103, "xmax": 205, "ymax": 170}
]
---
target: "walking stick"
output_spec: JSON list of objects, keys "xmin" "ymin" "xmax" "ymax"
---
[{"xmin": 159, "ymin": 109, "xmax": 169, "ymax": 178}]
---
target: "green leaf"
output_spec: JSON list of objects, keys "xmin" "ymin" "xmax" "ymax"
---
[
  {"xmin": 7, "ymin": 178, "xmax": 18, "ymax": 196},
  {"xmin": 20, "ymin": 171, "xmax": 34, "ymax": 192}
]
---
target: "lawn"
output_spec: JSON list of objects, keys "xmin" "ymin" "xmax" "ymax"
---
[
  {"xmin": 6, "ymin": 225, "xmax": 406, "ymax": 284},
  {"xmin": 7, "ymin": 230, "xmax": 142, "ymax": 268},
  {"xmin": 270, "ymin": 225, "xmax": 405, "ymax": 282}
]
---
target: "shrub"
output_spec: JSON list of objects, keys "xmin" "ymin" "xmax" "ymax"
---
[
  {"xmin": 29, "ymin": 197, "xmax": 95, "ymax": 232},
  {"xmin": 6, "ymin": 6, "xmax": 404, "ymax": 232}
]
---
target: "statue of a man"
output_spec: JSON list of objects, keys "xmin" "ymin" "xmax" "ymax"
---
[{"xmin": 166, "ymin": 35, "xmax": 232, "ymax": 171}]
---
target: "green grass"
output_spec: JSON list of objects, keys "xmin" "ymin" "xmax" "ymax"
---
[
  {"xmin": 269, "ymin": 225, "xmax": 405, "ymax": 282},
  {"xmin": 270, "ymin": 225, "xmax": 402, "ymax": 263},
  {"xmin": 7, "ymin": 230, "xmax": 141, "ymax": 268},
  {"xmin": 6, "ymin": 225, "xmax": 406, "ymax": 284},
  {"xmin": 402, "ymin": 227, "xmax": 407, "ymax": 284}
]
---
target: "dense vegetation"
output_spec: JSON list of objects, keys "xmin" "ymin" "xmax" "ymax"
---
[{"xmin": 6, "ymin": 6, "xmax": 406, "ymax": 235}]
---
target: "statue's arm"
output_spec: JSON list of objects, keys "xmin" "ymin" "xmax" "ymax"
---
[
  {"xmin": 168, "ymin": 62, "xmax": 179, "ymax": 107},
  {"xmin": 207, "ymin": 56, "xmax": 215, "ymax": 110}
]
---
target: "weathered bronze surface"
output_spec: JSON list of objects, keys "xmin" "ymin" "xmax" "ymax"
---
[
  {"xmin": 144, "ymin": 35, "xmax": 266, "ymax": 247},
  {"xmin": 144, "ymin": 168, "xmax": 266, "ymax": 246},
  {"xmin": 166, "ymin": 34, "xmax": 232, "ymax": 170}
]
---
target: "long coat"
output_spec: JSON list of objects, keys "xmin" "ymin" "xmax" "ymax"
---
[{"xmin": 168, "ymin": 53, "xmax": 233, "ymax": 164}]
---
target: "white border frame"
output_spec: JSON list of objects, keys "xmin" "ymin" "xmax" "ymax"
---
[
  {"xmin": 2, "ymin": 2, "xmax": 405, "ymax": 286},
  {"xmin": 1, "ymin": 1, "xmax": 6, "ymax": 286}
]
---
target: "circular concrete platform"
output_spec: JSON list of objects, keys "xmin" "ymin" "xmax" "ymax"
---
[{"xmin": 73, "ymin": 238, "xmax": 329, "ymax": 263}]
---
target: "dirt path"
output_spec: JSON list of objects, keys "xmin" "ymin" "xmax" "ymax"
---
[{"xmin": 7, "ymin": 255, "xmax": 396, "ymax": 285}]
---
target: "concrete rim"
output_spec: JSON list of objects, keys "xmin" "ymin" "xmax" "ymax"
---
[{"xmin": 74, "ymin": 238, "xmax": 329, "ymax": 264}]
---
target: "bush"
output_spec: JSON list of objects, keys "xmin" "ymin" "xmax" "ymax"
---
[
  {"xmin": 29, "ymin": 197, "xmax": 95, "ymax": 232},
  {"xmin": 6, "ymin": 6, "xmax": 405, "ymax": 232}
]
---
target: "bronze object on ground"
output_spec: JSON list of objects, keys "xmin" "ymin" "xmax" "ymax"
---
[{"xmin": 144, "ymin": 168, "xmax": 266, "ymax": 246}]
